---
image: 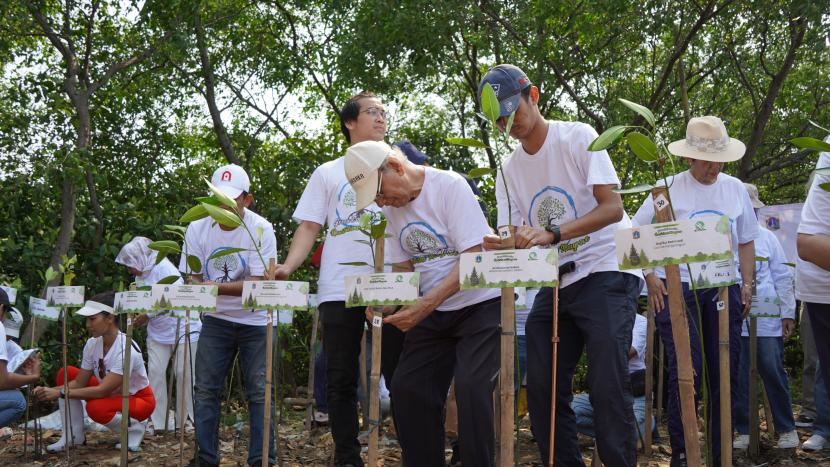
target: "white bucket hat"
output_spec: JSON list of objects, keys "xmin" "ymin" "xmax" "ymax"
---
[
  {"xmin": 344, "ymin": 141, "xmax": 393, "ymax": 210},
  {"xmin": 668, "ymin": 116, "xmax": 746, "ymax": 162}
]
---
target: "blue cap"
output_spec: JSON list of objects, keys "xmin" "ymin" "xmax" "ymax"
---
[
  {"xmin": 478, "ymin": 64, "xmax": 531, "ymax": 117},
  {"xmin": 392, "ymin": 140, "xmax": 428, "ymax": 165}
]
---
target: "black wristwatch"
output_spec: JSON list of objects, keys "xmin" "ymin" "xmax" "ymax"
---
[{"xmin": 545, "ymin": 222, "xmax": 561, "ymax": 245}]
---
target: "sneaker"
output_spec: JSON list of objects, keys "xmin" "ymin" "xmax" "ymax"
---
[
  {"xmin": 314, "ymin": 410, "xmax": 329, "ymax": 424},
  {"xmin": 777, "ymin": 430, "xmax": 800, "ymax": 449},
  {"xmin": 0, "ymin": 427, "xmax": 12, "ymax": 440},
  {"xmin": 186, "ymin": 458, "xmax": 220, "ymax": 467},
  {"xmin": 145, "ymin": 422, "xmax": 155, "ymax": 436},
  {"xmin": 795, "ymin": 414, "xmax": 815, "ymax": 428},
  {"xmin": 733, "ymin": 434, "xmax": 750, "ymax": 450},
  {"xmin": 803, "ymin": 434, "xmax": 829, "ymax": 451},
  {"xmin": 670, "ymin": 452, "xmax": 687, "ymax": 467}
]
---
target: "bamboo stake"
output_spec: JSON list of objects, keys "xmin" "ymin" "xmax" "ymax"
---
[
  {"xmin": 305, "ymin": 307, "xmax": 320, "ymax": 435},
  {"xmin": 61, "ymin": 304, "xmax": 70, "ymax": 464},
  {"xmin": 23, "ymin": 317, "xmax": 37, "ymax": 458},
  {"xmin": 652, "ymin": 186, "xmax": 701, "ymax": 466},
  {"xmin": 120, "ymin": 284, "xmax": 137, "ymax": 466},
  {"xmin": 179, "ymin": 311, "xmax": 191, "ymax": 467},
  {"xmin": 367, "ymin": 238, "xmax": 384, "ymax": 467},
  {"xmin": 762, "ymin": 384, "xmax": 775, "ymax": 436},
  {"xmin": 164, "ymin": 317, "xmax": 182, "ymax": 433},
  {"xmin": 548, "ymin": 260, "xmax": 574, "ymax": 467},
  {"xmin": 499, "ymin": 226, "xmax": 516, "ymax": 467},
  {"xmin": 644, "ymin": 307, "xmax": 655, "ymax": 455},
  {"xmin": 748, "ymin": 316, "xmax": 759, "ymax": 457},
  {"xmin": 262, "ymin": 259, "xmax": 276, "ymax": 467},
  {"xmin": 718, "ymin": 288, "xmax": 731, "ymax": 467},
  {"xmin": 359, "ymin": 333, "xmax": 368, "ymax": 430}
]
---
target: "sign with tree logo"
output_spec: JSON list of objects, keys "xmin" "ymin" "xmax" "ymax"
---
[
  {"xmin": 459, "ymin": 248, "xmax": 559, "ymax": 289},
  {"xmin": 46, "ymin": 286, "xmax": 85, "ymax": 307},
  {"xmin": 114, "ymin": 290, "xmax": 154, "ymax": 315},
  {"xmin": 151, "ymin": 284, "xmax": 218, "ymax": 312},
  {"xmin": 0, "ymin": 286, "xmax": 16, "ymax": 304},
  {"xmin": 344, "ymin": 272, "xmax": 420, "ymax": 307},
  {"xmin": 615, "ymin": 216, "xmax": 732, "ymax": 269},
  {"xmin": 29, "ymin": 296, "xmax": 61, "ymax": 321},
  {"xmin": 241, "ymin": 280, "xmax": 310, "ymax": 311}
]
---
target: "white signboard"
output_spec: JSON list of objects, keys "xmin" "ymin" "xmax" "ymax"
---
[
  {"xmin": 687, "ymin": 258, "xmax": 737, "ymax": 289},
  {"xmin": 29, "ymin": 296, "xmax": 61, "ymax": 321},
  {"xmin": 750, "ymin": 295, "xmax": 782, "ymax": 318},
  {"xmin": 46, "ymin": 286, "xmax": 85, "ymax": 307},
  {"xmin": 615, "ymin": 216, "xmax": 732, "ymax": 270},
  {"xmin": 459, "ymin": 248, "xmax": 559, "ymax": 290},
  {"xmin": 151, "ymin": 284, "xmax": 218, "ymax": 313},
  {"xmin": 344, "ymin": 272, "xmax": 420, "ymax": 307},
  {"xmin": 114, "ymin": 290, "xmax": 154, "ymax": 315},
  {"xmin": 757, "ymin": 203, "xmax": 803, "ymax": 264},
  {"xmin": 242, "ymin": 281, "xmax": 309, "ymax": 311},
  {"xmin": 0, "ymin": 286, "xmax": 17, "ymax": 304}
]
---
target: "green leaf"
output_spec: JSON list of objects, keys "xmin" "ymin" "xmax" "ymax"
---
[
  {"xmin": 468, "ymin": 167, "xmax": 495, "ymax": 178},
  {"xmin": 618, "ymin": 98, "xmax": 656, "ymax": 128},
  {"xmin": 480, "ymin": 82, "xmax": 500, "ymax": 124},
  {"xmin": 202, "ymin": 202, "xmax": 243, "ymax": 228},
  {"xmin": 156, "ymin": 275, "xmax": 181, "ymax": 285},
  {"xmin": 504, "ymin": 111, "xmax": 516, "ymax": 136},
  {"xmin": 187, "ymin": 255, "xmax": 202, "ymax": 274},
  {"xmin": 626, "ymin": 132, "xmax": 659, "ymax": 162},
  {"xmin": 809, "ymin": 120, "xmax": 830, "ymax": 133},
  {"xmin": 359, "ymin": 212, "xmax": 373, "ymax": 230},
  {"xmin": 371, "ymin": 218, "xmax": 387, "ymax": 240},
  {"xmin": 206, "ymin": 178, "xmax": 238, "ymax": 210},
  {"xmin": 445, "ymin": 137, "xmax": 489, "ymax": 148},
  {"xmin": 339, "ymin": 261, "xmax": 371, "ymax": 266},
  {"xmin": 180, "ymin": 204, "xmax": 209, "ymax": 224},
  {"xmin": 44, "ymin": 266, "xmax": 58, "ymax": 283},
  {"xmin": 791, "ymin": 137, "xmax": 830, "ymax": 152},
  {"xmin": 155, "ymin": 253, "xmax": 167, "ymax": 265},
  {"xmin": 164, "ymin": 225, "xmax": 187, "ymax": 235},
  {"xmin": 195, "ymin": 196, "xmax": 220, "ymax": 205},
  {"xmin": 814, "ymin": 167, "xmax": 830, "ymax": 176},
  {"xmin": 207, "ymin": 247, "xmax": 247, "ymax": 261},
  {"xmin": 587, "ymin": 125, "xmax": 627, "ymax": 151},
  {"xmin": 755, "ymin": 256, "xmax": 769, "ymax": 262},
  {"xmin": 613, "ymin": 184, "xmax": 653, "ymax": 194},
  {"xmin": 820, "ymin": 182, "xmax": 830, "ymax": 192},
  {"xmin": 148, "ymin": 240, "xmax": 181, "ymax": 253},
  {"xmin": 354, "ymin": 239, "xmax": 372, "ymax": 246}
]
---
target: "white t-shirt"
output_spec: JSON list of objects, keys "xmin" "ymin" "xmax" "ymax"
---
[
  {"xmin": 5, "ymin": 338, "xmax": 22, "ymax": 363},
  {"xmin": 796, "ymin": 148, "xmax": 830, "ymax": 304},
  {"xmin": 385, "ymin": 168, "xmax": 500, "ymax": 311},
  {"xmin": 180, "ymin": 209, "xmax": 278, "ymax": 325},
  {"xmin": 140, "ymin": 258, "xmax": 202, "ymax": 344},
  {"xmin": 496, "ymin": 120, "xmax": 639, "ymax": 289},
  {"xmin": 293, "ymin": 157, "xmax": 380, "ymax": 303},
  {"xmin": 80, "ymin": 332, "xmax": 150, "ymax": 396},
  {"xmin": 742, "ymin": 228, "xmax": 796, "ymax": 337},
  {"xmin": 0, "ymin": 323, "xmax": 7, "ymax": 362},
  {"xmin": 629, "ymin": 313, "xmax": 647, "ymax": 373},
  {"xmin": 632, "ymin": 170, "xmax": 759, "ymax": 284}
]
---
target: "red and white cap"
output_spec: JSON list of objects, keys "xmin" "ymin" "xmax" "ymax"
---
[{"xmin": 211, "ymin": 164, "xmax": 251, "ymax": 200}]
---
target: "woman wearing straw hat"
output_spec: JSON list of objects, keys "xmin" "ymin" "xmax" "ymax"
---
[
  {"xmin": 33, "ymin": 292, "xmax": 155, "ymax": 452},
  {"xmin": 632, "ymin": 116, "xmax": 759, "ymax": 466}
]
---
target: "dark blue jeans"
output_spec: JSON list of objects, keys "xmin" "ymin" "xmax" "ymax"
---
[
  {"xmin": 656, "ymin": 283, "xmax": 741, "ymax": 460},
  {"xmin": 733, "ymin": 336, "xmax": 796, "ymax": 434},
  {"xmin": 193, "ymin": 316, "xmax": 275, "ymax": 466},
  {"xmin": 0, "ymin": 389, "xmax": 25, "ymax": 428}
]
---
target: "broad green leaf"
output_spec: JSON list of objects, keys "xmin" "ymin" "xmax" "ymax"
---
[
  {"xmin": 814, "ymin": 167, "xmax": 830, "ymax": 176},
  {"xmin": 587, "ymin": 126, "xmax": 627, "ymax": 151},
  {"xmin": 468, "ymin": 167, "xmax": 495, "ymax": 178},
  {"xmin": 164, "ymin": 225, "xmax": 187, "ymax": 235},
  {"xmin": 626, "ymin": 132, "xmax": 659, "ymax": 162},
  {"xmin": 207, "ymin": 247, "xmax": 247, "ymax": 261},
  {"xmin": 44, "ymin": 266, "xmax": 58, "ymax": 282},
  {"xmin": 755, "ymin": 256, "xmax": 769, "ymax": 262},
  {"xmin": 148, "ymin": 240, "xmax": 181, "ymax": 253},
  {"xmin": 480, "ymin": 82, "xmax": 500, "ymax": 124},
  {"xmin": 359, "ymin": 212, "xmax": 373, "ymax": 230},
  {"xmin": 156, "ymin": 275, "xmax": 181, "ymax": 285},
  {"xmin": 809, "ymin": 120, "xmax": 830, "ymax": 133},
  {"xmin": 202, "ymin": 202, "xmax": 242, "ymax": 228},
  {"xmin": 618, "ymin": 98, "xmax": 656, "ymax": 128},
  {"xmin": 371, "ymin": 218, "xmax": 387, "ymax": 240},
  {"xmin": 339, "ymin": 261, "xmax": 371, "ymax": 266},
  {"xmin": 446, "ymin": 137, "xmax": 489, "ymax": 149},
  {"xmin": 187, "ymin": 255, "xmax": 202, "ymax": 274},
  {"xmin": 206, "ymin": 178, "xmax": 238, "ymax": 210},
  {"xmin": 256, "ymin": 226, "xmax": 264, "ymax": 242},
  {"xmin": 180, "ymin": 204, "xmax": 209, "ymax": 223},
  {"xmin": 821, "ymin": 182, "xmax": 830, "ymax": 192},
  {"xmin": 613, "ymin": 184, "xmax": 653, "ymax": 194},
  {"xmin": 791, "ymin": 137, "xmax": 830, "ymax": 152},
  {"xmin": 155, "ymin": 253, "xmax": 167, "ymax": 265},
  {"xmin": 504, "ymin": 111, "xmax": 516, "ymax": 136},
  {"xmin": 195, "ymin": 196, "xmax": 220, "ymax": 205}
]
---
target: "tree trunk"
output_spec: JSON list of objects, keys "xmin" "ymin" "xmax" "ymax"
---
[{"xmin": 85, "ymin": 168, "xmax": 105, "ymax": 280}]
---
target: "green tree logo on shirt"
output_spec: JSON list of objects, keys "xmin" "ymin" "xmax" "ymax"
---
[{"xmin": 537, "ymin": 196, "xmax": 566, "ymax": 226}]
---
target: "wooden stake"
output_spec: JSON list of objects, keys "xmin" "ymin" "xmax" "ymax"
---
[
  {"xmin": 359, "ymin": 328, "xmax": 368, "ymax": 429},
  {"xmin": 164, "ymin": 317, "xmax": 182, "ymax": 433},
  {"xmin": 120, "ymin": 284, "xmax": 137, "ymax": 466},
  {"xmin": 23, "ymin": 317, "xmax": 38, "ymax": 458},
  {"xmin": 498, "ymin": 226, "xmax": 516, "ymax": 467},
  {"xmin": 61, "ymin": 305, "xmax": 70, "ymax": 464},
  {"xmin": 262, "ymin": 258, "xmax": 276, "ymax": 467},
  {"xmin": 718, "ymin": 288, "xmax": 732, "ymax": 467},
  {"xmin": 644, "ymin": 307, "xmax": 655, "ymax": 455},
  {"xmin": 368, "ymin": 239, "xmax": 384, "ymax": 467},
  {"xmin": 748, "ymin": 316, "xmax": 759, "ymax": 457},
  {"xmin": 305, "ymin": 307, "xmax": 320, "ymax": 434},
  {"xmin": 762, "ymin": 384, "xmax": 775, "ymax": 436},
  {"xmin": 179, "ymin": 312, "xmax": 191, "ymax": 467},
  {"xmin": 548, "ymin": 282, "xmax": 560, "ymax": 467},
  {"xmin": 652, "ymin": 187, "xmax": 701, "ymax": 466}
]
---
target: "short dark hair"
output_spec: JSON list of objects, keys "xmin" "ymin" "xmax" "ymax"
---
[
  {"xmin": 520, "ymin": 85, "xmax": 531, "ymax": 101},
  {"xmin": 90, "ymin": 291, "xmax": 115, "ymax": 308},
  {"xmin": 339, "ymin": 91, "xmax": 377, "ymax": 144}
]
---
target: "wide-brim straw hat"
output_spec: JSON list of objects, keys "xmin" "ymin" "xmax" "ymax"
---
[{"xmin": 667, "ymin": 116, "xmax": 746, "ymax": 162}]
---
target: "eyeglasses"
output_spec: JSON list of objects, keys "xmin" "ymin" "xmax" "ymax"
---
[{"xmin": 361, "ymin": 107, "xmax": 388, "ymax": 121}]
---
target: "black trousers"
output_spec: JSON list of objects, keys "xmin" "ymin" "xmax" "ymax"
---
[
  {"xmin": 526, "ymin": 271, "xmax": 640, "ymax": 467},
  {"xmin": 392, "ymin": 297, "xmax": 500, "ymax": 467},
  {"xmin": 807, "ymin": 302, "xmax": 830, "ymax": 398},
  {"xmin": 320, "ymin": 301, "xmax": 405, "ymax": 466}
]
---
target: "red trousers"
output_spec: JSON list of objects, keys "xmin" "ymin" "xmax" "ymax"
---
[{"xmin": 57, "ymin": 366, "xmax": 155, "ymax": 424}]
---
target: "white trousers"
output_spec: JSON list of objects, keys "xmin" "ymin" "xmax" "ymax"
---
[{"xmin": 147, "ymin": 337, "xmax": 197, "ymax": 430}]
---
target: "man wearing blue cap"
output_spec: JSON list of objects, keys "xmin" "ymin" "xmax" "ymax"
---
[{"xmin": 479, "ymin": 64, "xmax": 642, "ymax": 466}]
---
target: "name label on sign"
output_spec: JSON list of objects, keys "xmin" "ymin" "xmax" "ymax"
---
[
  {"xmin": 151, "ymin": 285, "xmax": 218, "ymax": 313},
  {"xmin": 46, "ymin": 286, "xmax": 85, "ymax": 307},
  {"xmin": 344, "ymin": 272, "xmax": 420, "ymax": 307},
  {"xmin": 615, "ymin": 216, "xmax": 732, "ymax": 270},
  {"xmin": 29, "ymin": 297, "xmax": 61, "ymax": 321},
  {"xmin": 242, "ymin": 281, "xmax": 310, "ymax": 311},
  {"xmin": 459, "ymin": 248, "xmax": 559, "ymax": 289},
  {"xmin": 114, "ymin": 290, "xmax": 154, "ymax": 315}
]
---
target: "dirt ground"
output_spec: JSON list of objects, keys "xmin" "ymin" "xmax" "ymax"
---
[{"xmin": 3, "ymin": 406, "xmax": 830, "ymax": 466}]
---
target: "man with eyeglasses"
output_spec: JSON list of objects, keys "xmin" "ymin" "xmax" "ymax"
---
[{"xmin": 275, "ymin": 91, "xmax": 405, "ymax": 467}]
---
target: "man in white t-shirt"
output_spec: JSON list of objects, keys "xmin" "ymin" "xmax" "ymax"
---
[
  {"xmin": 181, "ymin": 164, "xmax": 278, "ymax": 467},
  {"xmin": 273, "ymin": 92, "xmax": 405, "ymax": 467},
  {"xmin": 344, "ymin": 140, "xmax": 501, "ymax": 466},
  {"xmin": 0, "ymin": 289, "xmax": 39, "ymax": 430},
  {"xmin": 478, "ymin": 64, "xmax": 642, "ymax": 466},
  {"xmin": 796, "ymin": 140, "xmax": 830, "ymax": 452}
]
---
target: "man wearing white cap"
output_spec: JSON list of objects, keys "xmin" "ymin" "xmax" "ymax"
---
[
  {"xmin": 478, "ymin": 64, "xmax": 643, "ymax": 466},
  {"xmin": 732, "ymin": 183, "xmax": 799, "ymax": 450},
  {"xmin": 632, "ymin": 116, "xmax": 758, "ymax": 466},
  {"xmin": 274, "ymin": 92, "xmax": 405, "ymax": 467},
  {"xmin": 33, "ymin": 292, "xmax": 154, "ymax": 452},
  {"xmin": 344, "ymin": 140, "xmax": 501, "ymax": 466},
  {"xmin": 2, "ymin": 307, "xmax": 24, "ymax": 362},
  {"xmin": 179, "ymin": 164, "xmax": 278, "ymax": 467},
  {"xmin": 0, "ymin": 288, "xmax": 39, "ymax": 430}
]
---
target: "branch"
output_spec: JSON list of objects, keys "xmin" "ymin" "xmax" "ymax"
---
[
  {"xmin": 89, "ymin": 28, "xmax": 176, "ymax": 94},
  {"xmin": 223, "ymin": 77, "xmax": 291, "ymax": 138},
  {"xmin": 24, "ymin": 0, "xmax": 77, "ymax": 77}
]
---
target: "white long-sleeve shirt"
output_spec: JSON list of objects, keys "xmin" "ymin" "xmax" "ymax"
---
[{"xmin": 742, "ymin": 228, "xmax": 795, "ymax": 337}]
